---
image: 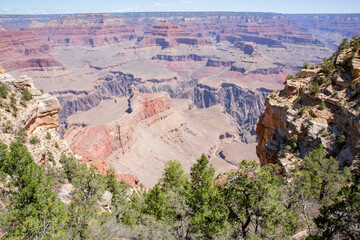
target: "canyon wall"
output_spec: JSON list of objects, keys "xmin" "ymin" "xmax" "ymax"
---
[{"xmin": 257, "ymin": 43, "xmax": 360, "ymax": 172}]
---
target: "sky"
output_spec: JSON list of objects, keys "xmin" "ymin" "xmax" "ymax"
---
[{"xmin": 0, "ymin": 0, "xmax": 359, "ymax": 15}]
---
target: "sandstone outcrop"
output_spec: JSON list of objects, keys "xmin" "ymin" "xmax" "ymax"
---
[
  {"xmin": 0, "ymin": 70, "xmax": 70, "ymax": 165},
  {"xmin": 256, "ymin": 42, "xmax": 360, "ymax": 172}
]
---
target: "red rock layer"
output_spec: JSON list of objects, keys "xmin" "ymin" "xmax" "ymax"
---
[
  {"xmin": 138, "ymin": 21, "xmax": 210, "ymax": 48},
  {"xmin": 0, "ymin": 30, "xmax": 51, "ymax": 58},
  {"xmin": 64, "ymin": 91, "xmax": 172, "ymax": 167},
  {"xmin": 26, "ymin": 14, "xmax": 136, "ymax": 46}
]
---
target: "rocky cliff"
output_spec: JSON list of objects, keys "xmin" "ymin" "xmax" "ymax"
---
[
  {"xmin": 0, "ymin": 69, "xmax": 70, "ymax": 165},
  {"xmin": 0, "ymin": 68, "xmax": 141, "ymax": 187},
  {"xmin": 194, "ymin": 81, "xmax": 271, "ymax": 143},
  {"xmin": 256, "ymin": 38, "xmax": 360, "ymax": 172}
]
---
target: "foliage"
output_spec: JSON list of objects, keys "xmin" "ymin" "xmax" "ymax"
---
[
  {"xmin": 223, "ymin": 161, "xmax": 295, "ymax": 239},
  {"xmin": 45, "ymin": 132, "xmax": 52, "ymax": 140},
  {"xmin": 0, "ymin": 83, "xmax": 8, "ymax": 99},
  {"xmin": 29, "ymin": 135, "xmax": 40, "ymax": 145},
  {"xmin": 301, "ymin": 144, "xmax": 350, "ymax": 204},
  {"xmin": 320, "ymin": 58, "xmax": 335, "ymax": 76},
  {"xmin": 309, "ymin": 82, "xmax": 320, "ymax": 95},
  {"xmin": 0, "ymin": 141, "xmax": 67, "ymax": 239},
  {"xmin": 319, "ymin": 101, "xmax": 326, "ymax": 110},
  {"xmin": 337, "ymin": 38, "xmax": 349, "ymax": 51},
  {"xmin": 303, "ymin": 62, "xmax": 309, "ymax": 69},
  {"xmin": 338, "ymin": 135, "xmax": 346, "ymax": 145},
  {"xmin": 312, "ymin": 173, "xmax": 360, "ymax": 240},
  {"xmin": 286, "ymin": 74, "xmax": 295, "ymax": 80},
  {"xmin": 1, "ymin": 120, "xmax": 13, "ymax": 133},
  {"xmin": 298, "ymin": 106, "xmax": 309, "ymax": 116},
  {"xmin": 188, "ymin": 154, "xmax": 228, "ymax": 238},
  {"xmin": 0, "ymin": 137, "xmax": 357, "ymax": 239},
  {"xmin": 15, "ymin": 127, "xmax": 27, "ymax": 144},
  {"xmin": 21, "ymin": 87, "xmax": 32, "ymax": 101},
  {"xmin": 65, "ymin": 164, "xmax": 106, "ymax": 239}
]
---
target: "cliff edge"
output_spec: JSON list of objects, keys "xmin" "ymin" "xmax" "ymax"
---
[{"xmin": 256, "ymin": 37, "xmax": 360, "ymax": 173}]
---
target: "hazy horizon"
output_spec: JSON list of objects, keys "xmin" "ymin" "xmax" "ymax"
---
[{"xmin": 1, "ymin": 0, "xmax": 359, "ymax": 15}]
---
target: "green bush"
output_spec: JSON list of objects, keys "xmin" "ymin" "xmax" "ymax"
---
[
  {"xmin": 2, "ymin": 120, "xmax": 13, "ymax": 133},
  {"xmin": 47, "ymin": 151, "xmax": 55, "ymax": 163},
  {"xmin": 11, "ymin": 103, "xmax": 18, "ymax": 117},
  {"xmin": 45, "ymin": 132, "xmax": 52, "ymax": 140},
  {"xmin": 320, "ymin": 58, "xmax": 335, "ymax": 76},
  {"xmin": 337, "ymin": 38, "xmax": 349, "ymax": 51},
  {"xmin": 303, "ymin": 62, "xmax": 309, "ymax": 69},
  {"xmin": 286, "ymin": 74, "xmax": 295, "ymax": 80},
  {"xmin": 319, "ymin": 101, "xmax": 326, "ymax": 110},
  {"xmin": 309, "ymin": 82, "xmax": 320, "ymax": 95},
  {"xmin": 338, "ymin": 135, "xmax": 346, "ymax": 145},
  {"xmin": 295, "ymin": 71, "xmax": 303, "ymax": 78},
  {"xmin": 29, "ymin": 135, "xmax": 40, "ymax": 145},
  {"xmin": 21, "ymin": 87, "xmax": 32, "ymax": 101},
  {"xmin": 341, "ymin": 53, "xmax": 355, "ymax": 69},
  {"xmin": 15, "ymin": 127, "xmax": 27, "ymax": 143},
  {"xmin": 298, "ymin": 106, "xmax": 309, "ymax": 116},
  {"xmin": 0, "ymin": 83, "xmax": 8, "ymax": 99}
]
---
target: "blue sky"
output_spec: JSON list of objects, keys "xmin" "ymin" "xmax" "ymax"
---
[{"xmin": 0, "ymin": 0, "xmax": 359, "ymax": 14}]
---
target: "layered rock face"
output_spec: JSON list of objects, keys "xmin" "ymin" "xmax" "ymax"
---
[
  {"xmin": 0, "ymin": 30, "xmax": 61, "ymax": 72},
  {"xmin": 65, "ymin": 90, "xmax": 172, "ymax": 163},
  {"xmin": 194, "ymin": 82, "xmax": 271, "ymax": 142},
  {"xmin": 26, "ymin": 14, "xmax": 136, "ymax": 46},
  {"xmin": 256, "ymin": 42, "xmax": 360, "ymax": 172},
  {"xmin": 0, "ymin": 70, "xmax": 70, "ymax": 165},
  {"xmin": 138, "ymin": 21, "xmax": 209, "ymax": 48},
  {"xmin": 289, "ymin": 14, "xmax": 360, "ymax": 50}
]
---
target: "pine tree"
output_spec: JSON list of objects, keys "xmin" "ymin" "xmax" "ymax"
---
[
  {"xmin": 188, "ymin": 154, "xmax": 228, "ymax": 238},
  {"xmin": 311, "ymin": 173, "xmax": 360, "ymax": 240},
  {"xmin": 0, "ymin": 142, "xmax": 67, "ymax": 239},
  {"xmin": 223, "ymin": 160, "xmax": 290, "ymax": 239},
  {"xmin": 302, "ymin": 144, "xmax": 350, "ymax": 204}
]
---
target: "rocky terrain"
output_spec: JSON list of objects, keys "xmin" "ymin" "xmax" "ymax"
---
[
  {"xmin": 257, "ymin": 38, "xmax": 360, "ymax": 173},
  {"xmin": 0, "ymin": 12, "xmax": 359, "ymax": 186},
  {"xmin": 0, "ymin": 69, "xmax": 70, "ymax": 163},
  {"xmin": 0, "ymin": 69, "xmax": 144, "ymax": 189},
  {"xmin": 64, "ymin": 86, "xmax": 251, "ymax": 186}
]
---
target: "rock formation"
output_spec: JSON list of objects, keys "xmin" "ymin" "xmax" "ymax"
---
[
  {"xmin": 65, "ymin": 90, "xmax": 172, "ymax": 163},
  {"xmin": 256, "ymin": 40, "xmax": 360, "ymax": 172},
  {"xmin": 194, "ymin": 81, "xmax": 271, "ymax": 142},
  {"xmin": 0, "ymin": 69, "xmax": 70, "ymax": 165},
  {"xmin": 0, "ymin": 68, "xmax": 141, "ymax": 187},
  {"xmin": 26, "ymin": 14, "xmax": 136, "ymax": 46},
  {"xmin": 138, "ymin": 21, "xmax": 209, "ymax": 48},
  {"xmin": 63, "ymin": 86, "xmax": 250, "ymax": 187}
]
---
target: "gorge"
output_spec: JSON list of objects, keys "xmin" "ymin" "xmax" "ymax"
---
[{"xmin": 1, "ymin": 12, "xmax": 360, "ymax": 186}]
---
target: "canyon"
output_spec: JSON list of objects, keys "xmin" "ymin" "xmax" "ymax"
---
[{"xmin": 1, "ymin": 12, "xmax": 359, "ymax": 186}]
